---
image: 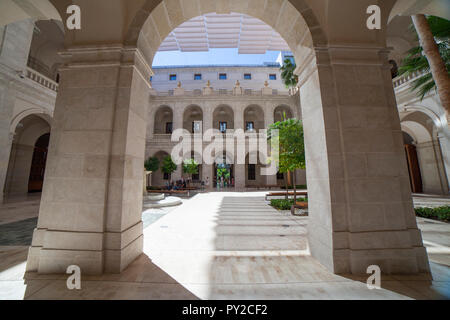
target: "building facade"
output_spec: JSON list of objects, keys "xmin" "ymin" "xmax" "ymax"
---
[{"xmin": 146, "ymin": 65, "xmax": 304, "ymax": 188}]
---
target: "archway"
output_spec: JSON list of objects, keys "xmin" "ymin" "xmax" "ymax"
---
[
  {"xmin": 154, "ymin": 106, "xmax": 173, "ymax": 134},
  {"xmin": 402, "ymin": 131, "xmax": 423, "ymax": 193},
  {"xmin": 183, "ymin": 105, "xmax": 203, "ymax": 133},
  {"xmin": 244, "ymin": 105, "xmax": 264, "ymax": 132},
  {"xmin": 28, "ymin": 133, "xmax": 50, "ymax": 193},
  {"xmin": 25, "ymin": 1, "xmax": 430, "ymax": 277},
  {"xmin": 274, "ymin": 105, "xmax": 294, "ymax": 122},
  {"xmin": 213, "ymin": 105, "xmax": 234, "ymax": 133},
  {"xmin": 401, "ymin": 110, "xmax": 449, "ymax": 194},
  {"xmin": 4, "ymin": 115, "xmax": 51, "ymax": 196},
  {"xmin": 214, "ymin": 153, "xmax": 235, "ymax": 190}
]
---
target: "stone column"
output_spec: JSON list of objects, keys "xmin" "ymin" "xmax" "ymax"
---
[
  {"xmin": 0, "ymin": 19, "xmax": 36, "ymax": 202},
  {"xmin": 437, "ymin": 133, "xmax": 450, "ymax": 193},
  {"xmin": 0, "ymin": 81, "xmax": 16, "ymax": 203},
  {"xmin": 173, "ymin": 165, "xmax": 182, "ymax": 181},
  {"xmin": 234, "ymin": 164, "xmax": 245, "ymax": 190},
  {"xmin": 264, "ymin": 103, "xmax": 277, "ymax": 186},
  {"xmin": 300, "ymin": 47, "xmax": 429, "ymax": 274},
  {"xmin": 26, "ymin": 47, "xmax": 151, "ymax": 274},
  {"xmin": 233, "ymin": 103, "xmax": 244, "ymax": 130},
  {"xmin": 202, "ymin": 164, "xmax": 213, "ymax": 189},
  {"xmin": 4, "ymin": 143, "xmax": 34, "ymax": 195},
  {"xmin": 173, "ymin": 102, "xmax": 183, "ymax": 131}
]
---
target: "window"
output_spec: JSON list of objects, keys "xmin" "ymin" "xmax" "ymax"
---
[
  {"xmin": 244, "ymin": 73, "xmax": 252, "ymax": 80},
  {"xmin": 246, "ymin": 122, "xmax": 254, "ymax": 131},
  {"xmin": 192, "ymin": 121, "xmax": 202, "ymax": 133},
  {"xmin": 169, "ymin": 74, "xmax": 177, "ymax": 81},
  {"xmin": 277, "ymin": 171, "xmax": 284, "ymax": 180},
  {"xmin": 219, "ymin": 73, "xmax": 227, "ymax": 80},
  {"xmin": 163, "ymin": 172, "xmax": 170, "ymax": 180},
  {"xmin": 194, "ymin": 74, "xmax": 202, "ymax": 80},
  {"xmin": 269, "ymin": 74, "xmax": 277, "ymax": 80},
  {"xmin": 248, "ymin": 164, "xmax": 256, "ymax": 181},
  {"xmin": 219, "ymin": 122, "xmax": 227, "ymax": 133},
  {"xmin": 165, "ymin": 122, "xmax": 173, "ymax": 134},
  {"xmin": 192, "ymin": 172, "xmax": 200, "ymax": 181}
]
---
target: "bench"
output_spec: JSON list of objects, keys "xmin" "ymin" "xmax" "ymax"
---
[
  {"xmin": 265, "ymin": 190, "xmax": 308, "ymax": 201},
  {"xmin": 246, "ymin": 184, "xmax": 281, "ymax": 190}
]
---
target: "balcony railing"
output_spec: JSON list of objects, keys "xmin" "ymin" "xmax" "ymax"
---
[
  {"xmin": 25, "ymin": 67, "xmax": 58, "ymax": 92},
  {"xmin": 153, "ymin": 88, "xmax": 291, "ymax": 97},
  {"xmin": 393, "ymin": 70, "xmax": 427, "ymax": 89}
]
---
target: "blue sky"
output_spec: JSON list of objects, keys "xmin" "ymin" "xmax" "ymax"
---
[{"xmin": 152, "ymin": 48, "xmax": 281, "ymax": 67}]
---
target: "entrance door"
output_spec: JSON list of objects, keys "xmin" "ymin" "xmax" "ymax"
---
[
  {"xmin": 214, "ymin": 163, "xmax": 234, "ymax": 188},
  {"xmin": 405, "ymin": 144, "xmax": 423, "ymax": 193},
  {"xmin": 28, "ymin": 133, "xmax": 50, "ymax": 193}
]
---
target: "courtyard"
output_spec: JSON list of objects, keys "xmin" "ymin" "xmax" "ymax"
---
[{"xmin": 0, "ymin": 192, "xmax": 449, "ymax": 300}]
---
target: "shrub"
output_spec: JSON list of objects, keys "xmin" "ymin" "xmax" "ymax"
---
[
  {"xmin": 415, "ymin": 206, "xmax": 450, "ymax": 222},
  {"xmin": 270, "ymin": 198, "xmax": 307, "ymax": 210}
]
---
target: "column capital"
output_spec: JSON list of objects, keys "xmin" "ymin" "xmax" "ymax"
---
[{"xmin": 59, "ymin": 45, "xmax": 153, "ymax": 83}]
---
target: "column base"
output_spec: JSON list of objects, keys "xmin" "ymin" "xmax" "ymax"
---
[{"xmin": 26, "ymin": 222, "xmax": 143, "ymax": 275}]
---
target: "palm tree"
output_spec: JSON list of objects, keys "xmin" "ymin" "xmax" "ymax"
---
[
  {"xmin": 401, "ymin": 15, "xmax": 449, "ymax": 119},
  {"xmin": 280, "ymin": 58, "xmax": 299, "ymax": 89}
]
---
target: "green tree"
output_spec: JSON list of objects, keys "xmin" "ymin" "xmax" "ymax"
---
[
  {"xmin": 280, "ymin": 58, "xmax": 298, "ymax": 89},
  {"xmin": 268, "ymin": 118, "xmax": 305, "ymax": 204},
  {"xmin": 161, "ymin": 156, "xmax": 177, "ymax": 180},
  {"xmin": 399, "ymin": 15, "xmax": 450, "ymax": 102},
  {"xmin": 144, "ymin": 156, "xmax": 159, "ymax": 172},
  {"xmin": 217, "ymin": 167, "xmax": 230, "ymax": 179},
  {"xmin": 182, "ymin": 158, "xmax": 199, "ymax": 183}
]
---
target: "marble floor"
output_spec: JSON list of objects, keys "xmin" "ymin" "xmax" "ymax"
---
[{"xmin": 0, "ymin": 192, "xmax": 449, "ymax": 300}]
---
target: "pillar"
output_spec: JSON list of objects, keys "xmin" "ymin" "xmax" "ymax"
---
[
  {"xmin": 4, "ymin": 143, "xmax": 34, "ymax": 195},
  {"xmin": 301, "ymin": 46, "xmax": 430, "ymax": 274},
  {"xmin": 202, "ymin": 164, "xmax": 213, "ymax": 189},
  {"xmin": 26, "ymin": 46, "xmax": 151, "ymax": 274},
  {"xmin": 437, "ymin": 132, "xmax": 450, "ymax": 193},
  {"xmin": 0, "ymin": 19, "xmax": 35, "ymax": 202},
  {"xmin": 234, "ymin": 164, "xmax": 245, "ymax": 190}
]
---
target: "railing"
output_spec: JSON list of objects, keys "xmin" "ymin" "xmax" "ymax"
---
[
  {"xmin": 25, "ymin": 67, "xmax": 58, "ymax": 92},
  {"xmin": 153, "ymin": 88, "xmax": 291, "ymax": 97},
  {"xmin": 393, "ymin": 70, "xmax": 427, "ymax": 89}
]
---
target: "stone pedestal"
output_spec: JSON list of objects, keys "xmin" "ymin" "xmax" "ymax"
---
[
  {"xmin": 300, "ymin": 46, "xmax": 430, "ymax": 274},
  {"xmin": 26, "ymin": 47, "xmax": 151, "ymax": 275}
]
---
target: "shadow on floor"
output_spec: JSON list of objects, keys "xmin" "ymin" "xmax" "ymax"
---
[
  {"xmin": 22, "ymin": 254, "xmax": 199, "ymax": 300},
  {"xmin": 0, "ymin": 218, "xmax": 37, "ymax": 246}
]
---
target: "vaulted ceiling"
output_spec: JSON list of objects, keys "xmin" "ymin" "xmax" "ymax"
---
[{"xmin": 158, "ymin": 13, "xmax": 290, "ymax": 54}]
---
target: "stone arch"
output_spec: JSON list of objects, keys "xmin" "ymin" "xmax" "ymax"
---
[
  {"xmin": 10, "ymin": 109, "xmax": 52, "ymax": 135},
  {"xmin": 4, "ymin": 114, "xmax": 51, "ymax": 196},
  {"xmin": 25, "ymin": 0, "xmax": 432, "ymax": 276},
  {"xmin": 0, "ymin": 0, "xmax": 62, "ymax": 27},
  {"xmin": 401, "ymin": 110, "xmax": 449, "ymax": 194},
  {"xmin": 274, "ymin": 105, "xmax": 294, "ymax": 122},
  {"xmin": 244, "ymin": 104, "xmax": 264, "ymax": 131},
  {"xmin": 213, "ymin": 105, "xmax": 234, "ymax": 132},
  {"xmin": 153, "ymin": 105, "xmax": 173, "ymax": 134},
  {"xmin": 131, "ymin": 0, "xmax": 327, "ymax": 70},
  {"xmin": 183, "ymin": 105, "xmax": 203, "ymax": 133}
]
